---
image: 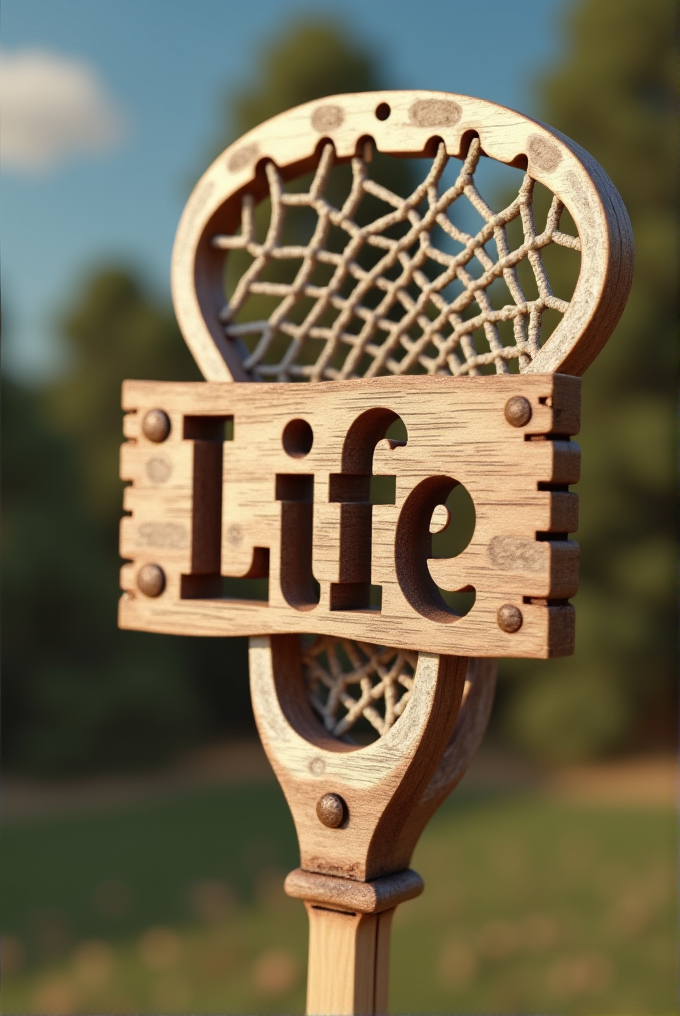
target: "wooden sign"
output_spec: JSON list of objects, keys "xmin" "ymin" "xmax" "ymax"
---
[{"xmin": 120, "ymin": 372, "xmax": 580, "ymax": 658}]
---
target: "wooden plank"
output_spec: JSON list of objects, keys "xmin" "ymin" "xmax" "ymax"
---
[{"xmin": 119, "ymin": 373, "xmax": 580, "ymax": 659}]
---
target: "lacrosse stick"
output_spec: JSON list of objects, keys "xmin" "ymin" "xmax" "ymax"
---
[{"xmin": 119, "ymin": 90, "xmax": 633, "ymax": 1014}]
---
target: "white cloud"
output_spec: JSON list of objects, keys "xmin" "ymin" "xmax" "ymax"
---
[{"xmin": 0, "ymin": 47, "xmax": 127, "ymax": 171}]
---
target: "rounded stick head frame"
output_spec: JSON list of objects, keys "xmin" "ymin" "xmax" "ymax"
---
[{"xmin": 172, "ymin": 89, "xmax": 633, "ymax": 386}]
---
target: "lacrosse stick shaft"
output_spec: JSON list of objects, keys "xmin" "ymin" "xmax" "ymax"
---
[
  {"xmin": 285, "ymin": 866, "xmax": 424, "ymax": 1015},
  {"xmin": 305, "ymin": 905, "xmax": 393, "ymax": 1016}
]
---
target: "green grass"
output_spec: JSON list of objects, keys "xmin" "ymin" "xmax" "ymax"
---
[{"xmin": 1, "ymin": 781, "xmax": 676, "ymax": 1014}]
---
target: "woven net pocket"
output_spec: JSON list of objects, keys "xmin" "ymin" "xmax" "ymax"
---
[{"xmin": 213, "ymin": 137, "xmax": 580, "ymax": 383}]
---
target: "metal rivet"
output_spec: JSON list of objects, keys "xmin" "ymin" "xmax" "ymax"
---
[
  {"xmin": 504, "ymin": 396, "xmax": 532, "ymax": 427},
  {"xmin": 316, "ymin": 792, "xmax": 347, "ymax": 828},
  {"xmin": 142, "ymin": 409, "xmax": 171, "ymax": 443},
  {"xmin": 497, "ymin": 603, "xmax": 523, "ymax": 633},
  {"xmin": 137, "ymin": 563, "xmax": 166, "ymax": 598}
]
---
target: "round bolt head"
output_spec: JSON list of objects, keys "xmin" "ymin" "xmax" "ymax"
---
[
  {"xmin": 137, "ymin": 563, "xmax": 166, "ymax": 598},
  {"xmin": 504, "ymin": 396, "xmax": 532, "ymax": 428},
  {"xmin": 429, "ymin": 504, "xmax": 450, "ymax": 535},
  {"xmin": 497, "ymin": 603, "xmax": 523, "ymax": 633},
  {"xmin": 142, "ymin": 409, "xmax": 171, "ymax": 443},
  {"xmin": 316, "ymin": 792, "xmax": 347, "ymax": 828}
]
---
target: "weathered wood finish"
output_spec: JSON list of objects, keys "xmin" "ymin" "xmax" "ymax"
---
[
  {"xmin": 397, "ymin": 656, "xmax": 497, "ymax": 858},
  {"xmin": 251, "ymin": 635, "xmax": 466, "ymax": 1014},
  {"xmin": 120, "ymin": 373, "xmax": 580, "ymax": 659}
]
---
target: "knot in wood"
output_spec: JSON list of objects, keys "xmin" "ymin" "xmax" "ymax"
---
[
  {"xmin": 504, "ymin": 396, "xmax": 532, "ymax": 428},
  {"xmin": 316, "ymin": 793, "xmax": 347, "ymax": 828},
  {"xmin": 142, "ymin": 409, "xmax": 171, "ymax": 442}
]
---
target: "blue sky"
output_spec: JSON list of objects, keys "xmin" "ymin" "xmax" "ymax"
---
[{"xmin": 2, "ymin": 0, "xmax": 569, "ymax": 385}]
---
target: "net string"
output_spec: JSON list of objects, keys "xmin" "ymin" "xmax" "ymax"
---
[
  {"xmin": 303, "ymin": 636, "xmax": 417, "ymax": 740},
  {"xmin": 213, "ymin": 137, "xmax": 581, "ymax": 383}
]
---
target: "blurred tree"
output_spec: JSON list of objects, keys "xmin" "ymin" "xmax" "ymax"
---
[
  {"xmin": 46, "ymin": 269, "xmax": 201, "ymax": 527},
  {"xmin": 2, "ymin": 374, "xmax": 206, "ymax": 773},
  {"xmin": 500, "ymin": 0, "xmax": 676, "ymax": 760},
  {"xmin": 221, "ymin": 20, "xmax": 379, "ymax": 147},
  {"xmin": 3, "ymin": 20, "xmax": 401, "ymax": 774}
]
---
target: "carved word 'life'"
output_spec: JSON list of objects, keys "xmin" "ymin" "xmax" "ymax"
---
[{"xmin": 119, "ymin": 375, "xmax": 580, "ymax": 658}]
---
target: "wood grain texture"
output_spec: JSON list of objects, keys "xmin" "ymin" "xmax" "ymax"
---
[
  {"xmin": 119, "ymin": 373, "xmax": 581, "ymax": 659},
  {"xmin": 171, "ymin": 90, "xmax": 633, "ymax": 386},
  {"xmin": 305, "ymin": 905, "xmax": 393, "ymax": 1016},
  {"xmin": 251, "ymin": 653, "xmax": 496, "ymax": 1015}
]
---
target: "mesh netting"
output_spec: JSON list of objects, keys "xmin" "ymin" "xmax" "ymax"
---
[
  {"xmin": 303, "ymin": 636, "xmax": 416, "ymax": 740},
  {"xmin": 212, "ymin": 137, "xmax": 580, "ymax": 383}
]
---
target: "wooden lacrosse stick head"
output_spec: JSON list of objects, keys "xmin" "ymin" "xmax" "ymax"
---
[
  {"xmin": 118, "ymin": 91, "xmax": 633, "ymax": 1014},
  {"xmin": 171, "ymin": 89, "xmax": 633, "ymax": 384}
]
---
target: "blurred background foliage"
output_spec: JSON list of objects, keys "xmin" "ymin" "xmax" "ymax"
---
[
  {"xmin": 3, "ymin": 0, "xmax": 676, "ymax": 774},
  {"xmin": 499, "ymin": 0, "xmax": 676, "ymax": 761}
]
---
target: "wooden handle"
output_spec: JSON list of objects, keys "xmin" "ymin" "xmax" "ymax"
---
[
  {"xmin": 305, "ymin": 906, "xmax": 394, "ymax": 1016},
  {"xmin": 286, "ymin": 867, "xmax": 423, "ymax": 1015}
]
